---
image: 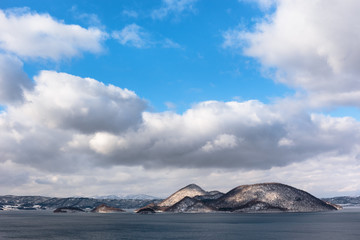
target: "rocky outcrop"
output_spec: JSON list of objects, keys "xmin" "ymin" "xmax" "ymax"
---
[
  {"xmin": 323, "ymin": 201, "xmax": 343, "ymax": 210},
  {"xmin": 194, "ymin": 191, "xmax": 224, "ymax": 201},
  {"xmin": 91, "ymin": 204, "xmax": 125, "ymax": 213},
  {"xmin": 136, "ymin": 207, "xmax": 156, "ymax": 214},
  {"xmin": 165, "ymin": 197, "xmax": 215, "ymax": 213},
  {"xmin": 136, "ymin": 183, "xmax": 338, "ymax": 213}
]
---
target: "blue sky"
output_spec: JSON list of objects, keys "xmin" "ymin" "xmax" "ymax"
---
[
  {"xmin": 1, "ymin": 0, "xmax": 291, "ymax": 113},
  {"xmin": 1, "ymin": 0, "xmax": 360, "ymax": 198}
]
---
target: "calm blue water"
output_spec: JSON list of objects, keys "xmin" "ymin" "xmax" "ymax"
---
[{"xmin": 1, "ymin": 208, "xmax": 360, "ymax": 239}]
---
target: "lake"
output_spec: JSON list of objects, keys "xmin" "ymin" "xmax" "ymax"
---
[{"xmin": 1, "ymin": 208, "xmax": 360, "ymax": 239}]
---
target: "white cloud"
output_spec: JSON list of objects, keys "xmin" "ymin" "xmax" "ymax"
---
[
  {"xmin": 89, "ymin": 132, "xmax": 128, "ymax": 155},
  {"xmin": 224, "ymin": 0, "xmax": 360, "ymax": 108},
  {"xmin": 0, "ymin": 8, "xmax": 107, "ymax": 60},
  {"xmin": 4, "ymin": 88, "xmax": 358, "ymax": 172},
  {"xmin": 0, "ymin": 71, "xmax": 147, "ymax": 172},
  {"xmin": 106, "ymin": 101, "xmax": 359, "ymax": 170},
  {"xmin": 0, "ymin": 54, "xmax": 33, "ymax": 104},
  {"xmin": 201, "ymin": 134, "xmax": 239, "ymax": 152},
  {"xmin": 152, "ymin": 0, "xmax": 198, "ymax": 20},
  {"xmin": 12, "ymin": 71, "xmax": 147, "ymax": 134},
  {"xmin": 112, "ymin": 24, "xmax": 150, "ymax": 48},
  {"xmin": 1, "ymin": 71, "xmax": 360, "ymax": 196}
]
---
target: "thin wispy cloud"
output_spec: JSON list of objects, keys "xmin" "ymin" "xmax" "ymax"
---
[
  {"xmin": 152, "ymin": 0, "xmax": 198, "ymax": 20},
  {"xmin": 70, "ymin": 6, "xmax": 103, "ymax": 27},
  {"xmin": 112, "ymin": 24, "xmax": 182, "ymax": 49},
  {"xmin": 162, "ymin": 38, "xmax": 182, "ymax": 48},
  {"xmin": 112, "ymin": 24, "xmax": 150, "ymax": 48},
  {"xmin": 122, "ymin": 9, "xmax": 138, "ymax": 18}
]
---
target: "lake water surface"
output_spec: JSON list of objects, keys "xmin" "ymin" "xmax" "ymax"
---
[{"xmin": 1, "ymin": 208, "xmax": 360, "ymax": 239}]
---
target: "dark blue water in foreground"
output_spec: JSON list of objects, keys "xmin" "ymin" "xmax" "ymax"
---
[{"xmin": 1, "ymin": 208, "xmax": 360, "ymax": 239}]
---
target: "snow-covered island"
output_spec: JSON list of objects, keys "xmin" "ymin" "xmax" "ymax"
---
[{"xmin": 136, "ymin": 183, "xmax": 341, "ymax": 213}]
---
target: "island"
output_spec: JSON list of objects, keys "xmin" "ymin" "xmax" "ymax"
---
[
  {"xmin": 91, "ymin": 204, "xmax": 125, "ymax": 213},
  {"xmin": 53, "ymin": 207, "xmax": 85, "ymax": 213},
  {"xmin": 136, "ymin": 183, "xmax": 340, "ymax": 213}
]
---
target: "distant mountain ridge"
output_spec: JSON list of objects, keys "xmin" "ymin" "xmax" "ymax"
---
[
  {"xmin": 322, "ymin": 196, "xmax": 360, "ymax": 206},
  {"xmin": 136, "ymin": 183, "xmax": 340, "ymax": 213},
  {"xmin": 92, "ymin": 194, "xmax": 160, "ymax": 200},
  {"xmin": 0, "ymin": 195, "xmax": 160, "ymax": 211}
]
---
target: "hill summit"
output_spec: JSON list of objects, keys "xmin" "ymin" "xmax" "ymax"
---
[{"xmin": 157, "ymin": 184, "xmax": 208, "ymax": 208}]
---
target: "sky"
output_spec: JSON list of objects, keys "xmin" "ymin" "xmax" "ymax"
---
[{"xmin": 0, "ymin": 0, "xmax": 360, "ymax": 198}]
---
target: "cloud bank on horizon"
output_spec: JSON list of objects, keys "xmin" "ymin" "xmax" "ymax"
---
[{"xmin": 0, "ymin": 0, "xmax": 360, "ymax": 197}]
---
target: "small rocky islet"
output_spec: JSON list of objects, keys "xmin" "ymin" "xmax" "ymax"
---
[
  {"xmin": 90, "ymin": 204, "xmax": 125, "ymax": 213},
  {"xmin": 53, "ymin": 207, "xmax": 85, "ymax": 213}
]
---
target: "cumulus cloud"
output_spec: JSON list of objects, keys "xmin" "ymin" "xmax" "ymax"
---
[
  {"xmin": 0, "ymin": 54, "xmax": 33, "ymax": 104},
  {"xmin": 11, "ymin": 71, "xmax": 147, "ymax": 134},
  {"xmin": 224, "ymin": 0, "xmax": 360, "ymax": 108},
  {"xmin": 0, "ymin": 8, "xmax": 107, "ymax": 60},
  {"xmin": 91, "ymin": 101, "xmax": 360, "ymax": 170},
  {"xmin": 90, "ymin": 132, "xmax": 128, "ymax": 155},
  {"xmin": 201, "ymin": 134, "xmax": 239, "ymax": 153},
  {"xmin": 3, "ymin": 80, "xmax": 360, "ymax": 174},
  {"xmin": 1, "ymin": 70, "xmax": 360, "ymax": 196},
  {"xmin": 0, "ymin": 71, "xmax": 147, "ymax": 172},
  {"xmin": 152, "ymin": 0, "xmax": 198, "ymax": 20}
]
